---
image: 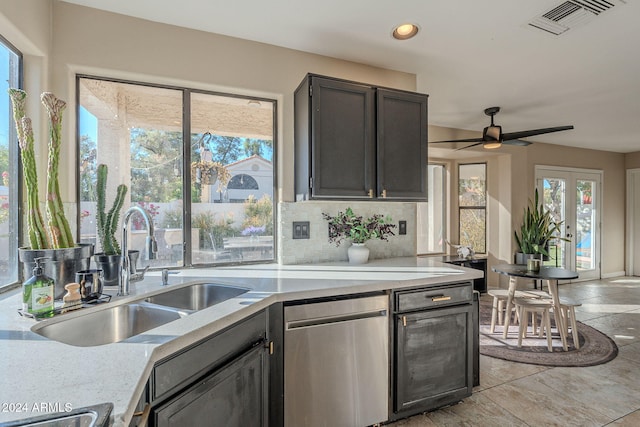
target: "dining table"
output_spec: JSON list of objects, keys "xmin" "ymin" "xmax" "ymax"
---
[{"xmin": 491, "ymin": 263, "xmax": 578, "ymax": 351}]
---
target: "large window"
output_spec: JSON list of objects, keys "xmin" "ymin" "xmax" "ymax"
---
[
  {"xmin": 78, "ymin": 77, "xmax": 276, "ymax": 268},
  {"xmin": 458, "ymin": 163, "xmax": 486, "ymax": 253},
  {"xmin": 0, "ymin": 36, "xmax": 21, "ymax": 289}
]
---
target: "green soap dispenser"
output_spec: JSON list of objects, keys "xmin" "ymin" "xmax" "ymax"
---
[{"xmin": 22, "ymin": 257, "xmax": 55, "ymax": 317}]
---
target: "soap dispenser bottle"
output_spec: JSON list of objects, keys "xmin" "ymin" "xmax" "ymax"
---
[{"xmin": 22, "ymin": 257, "xmax": 55, "ymax": 317}]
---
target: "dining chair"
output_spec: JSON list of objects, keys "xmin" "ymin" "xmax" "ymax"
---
[
  {"xmin": 487, "ymin": 289, "xmax": 549, "ymax": 333},
  {"xmin": 559, "ymin": 297, "xmax": 582, "ymax": 349},
  {"xmin": 514, "ymin": 297, "xmax": 554, "ymax": 352}
]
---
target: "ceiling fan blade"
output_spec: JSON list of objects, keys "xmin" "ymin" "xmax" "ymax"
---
[
  {"xmin": 455, "ymin": 142, "xmax": 484, "ymax": 151},
  {"xmin": 430, "ymin": 137, "xmax": 485, "ymax": 144},
  {"xmin": 502, "ymin": 139, "xmax": 532, "ymax": 146},
  {"xmin": 502, "ymin": 125, "xmax": 574, "ymax": 141}
]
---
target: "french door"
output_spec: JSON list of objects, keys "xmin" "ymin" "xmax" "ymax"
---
[{"xmin": 535, "ymin": 166, "xmax": 602, "ymax": 280}]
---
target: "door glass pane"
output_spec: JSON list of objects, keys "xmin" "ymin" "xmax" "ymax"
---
[
  {"xmin": 190, "ymin": 93, "xmax": 274, "ymax": 264},
  {"xmin": 542, "ymin": 178, "xmax": 566, "ymax": 267},
  {"xmin": 576, "ymin": 180, "xmax": 595, "ymax": 270}
]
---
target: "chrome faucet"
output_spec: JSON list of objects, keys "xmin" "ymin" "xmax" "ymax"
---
[{"xmin": 118, "ymin": 206, "xmax": 158, "ymax": 296}]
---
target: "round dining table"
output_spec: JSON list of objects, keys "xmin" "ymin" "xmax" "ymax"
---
[{"xmin": 491, "ymin": 263, "xmax": 578, "ymax": 351}]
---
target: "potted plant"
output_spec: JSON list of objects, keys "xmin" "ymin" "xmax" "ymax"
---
[
  {"xmin": 322, "ymin": 207, "xmax": 396, "ymax": 264},
  {"xmin": 9, "ymin": 89, "xmax": 93, "ymax": 298},
  {"xmin": 94, "ymin": 164, "xmax": 128, "ymax": 286},
  {"xmin": 514, "ymin": 189, "xmax": 569, "ymax": 265}
]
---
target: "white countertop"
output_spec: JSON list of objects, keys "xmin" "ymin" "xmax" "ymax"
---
[{"xmin": 0, "ymin": 256, "xmax": 482, "ymax": 426}]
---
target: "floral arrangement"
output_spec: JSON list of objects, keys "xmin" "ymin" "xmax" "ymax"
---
[
  {"xmin": 242, "ymin": 225, "xmax": 265, "ymax": 236},
  {"xmin": 322, "ymin": 207, "xmax": 396, "ymax": 246},
  {"xmin": 132, "ymin": 201, "xmax": 159, "ymax": 231}
]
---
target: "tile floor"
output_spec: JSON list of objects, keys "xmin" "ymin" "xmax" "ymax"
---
[{"xmin": 388, "ymin": 276, "xmax": 640, "ymax": 426}]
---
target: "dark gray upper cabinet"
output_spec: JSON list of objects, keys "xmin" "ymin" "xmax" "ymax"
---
[
  {"xmin": 295, "ymin": 74, "xmax": 428, "ymax": 201},
  {"xmin": 376, "ymin": 89, "xmax": 428, "ymax": 200}
]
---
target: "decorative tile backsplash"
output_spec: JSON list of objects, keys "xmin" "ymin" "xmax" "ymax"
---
[{"xmin": 278, "ymin": 201, "xmax": 417, "ymax": 264}]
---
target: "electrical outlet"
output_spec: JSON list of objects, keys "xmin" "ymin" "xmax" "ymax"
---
[
  {"xmin": 399, "ymin": 220, "xmax": 407, "ymax": 235},
  {"xmin": 293, "ymin": 221, "xmax": 310, "ymax": 239}
]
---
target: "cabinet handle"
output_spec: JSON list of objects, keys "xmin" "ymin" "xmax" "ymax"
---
[
  {"xmin": 382, "ymin": 189, "xmax": 387, "ymax": 198},
  {"xmin": 431, "ymin": 295, "xmax": 452, "ymax": 302},
  {"xmin": 368, "ymin": 189, "xmax": 374, "ymax": 198},
  {"xmin": 269, "ymin": 341, "xmax": 274, "ymax": 355},
  {"xmin": 402, "ymin": 315, "xmax": 407, "ymax": 327}
]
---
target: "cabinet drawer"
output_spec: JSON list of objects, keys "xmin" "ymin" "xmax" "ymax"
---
[
  {"xmin": 395, "ymin": 282, "xmax": 472, "ymax": 312},
  {"xmin": 152, "ymin": 310, "xmax": 266, "ymax": 402}
]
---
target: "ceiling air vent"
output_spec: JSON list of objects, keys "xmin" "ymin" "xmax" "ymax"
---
[{"xmin": 528, "ymin": 0, "xmax": 621, "ymax": 35}]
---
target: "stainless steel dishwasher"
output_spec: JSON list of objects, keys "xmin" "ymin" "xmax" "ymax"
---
[{"xmin": 284, "ymin": 294, "xmax": 389, "ymax": 427}]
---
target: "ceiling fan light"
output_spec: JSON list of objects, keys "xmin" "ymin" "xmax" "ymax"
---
[{"xmin": 483, "ymin": 141, "xmax": 502, "ymax": 149}]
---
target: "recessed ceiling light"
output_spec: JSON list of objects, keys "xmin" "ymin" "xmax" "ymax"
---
[{"xmin": 392, "ymin": 23, "xmax": 419, "ymax": 40}]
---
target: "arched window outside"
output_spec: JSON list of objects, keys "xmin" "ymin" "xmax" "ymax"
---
[{"xmin": 228, "ymin": 174, "xmax": 259, "ymax": 190}]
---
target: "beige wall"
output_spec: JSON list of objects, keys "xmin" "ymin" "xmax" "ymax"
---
[{"xmin": 625, "ymin": 151, "xmax": 640, "ymax": 169}]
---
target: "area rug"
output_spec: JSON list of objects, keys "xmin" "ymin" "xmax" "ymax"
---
[{"xmin": 479, "ymin": 296, "xmax": 618, "ymax": 367}]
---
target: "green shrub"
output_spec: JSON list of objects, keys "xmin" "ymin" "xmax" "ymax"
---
[{"xmin": 192, "ymin": 212, "xmax": 236, "ymax": 250}]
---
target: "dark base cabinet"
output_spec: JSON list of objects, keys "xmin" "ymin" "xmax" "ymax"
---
[
  {"xmin": 146, "ymin": 310, "xmax": 270, "ymax": 427},
  {"xmin": 391, "ymin": 282, "xmax": 474, "ymax": 420},
  {"xmin": 153, "ymin": 344, "xmax": 266, "ymax": 427}
]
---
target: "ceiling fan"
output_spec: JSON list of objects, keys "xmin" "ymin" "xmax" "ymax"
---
[{"xmin": 430, "ymin": 106, "xmax": 574, "ymax": 150}]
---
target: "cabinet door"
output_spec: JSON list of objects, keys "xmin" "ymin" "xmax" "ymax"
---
[
  {"xmin": 395, "ymin": 304, "xmax": 472, "ymax": 415},
  {"xmin": 153, "ymin": 344, "xmax": 267, "ymax": 427},
  {"xmin": 311, "ymin": 77, "xmax": 376, "ymax": 198},
  {"xmin": 377, "ymin": 89, "xmax": 428, "ymax": 200}
]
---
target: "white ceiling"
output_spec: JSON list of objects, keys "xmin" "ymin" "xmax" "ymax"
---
[{"xmin": 61, "ymin": 0, "xmax": 640, "ymax": 153}]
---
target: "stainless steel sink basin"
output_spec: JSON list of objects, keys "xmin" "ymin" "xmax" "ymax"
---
[
  {"xmin": 144, "ymin": 283, "xmax": 249, "ymax": 311},
  {"xmin": 32, "ymin": 302, "xmax": 183, "ymax": 347}
]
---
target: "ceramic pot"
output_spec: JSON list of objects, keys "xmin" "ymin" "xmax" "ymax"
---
[
  {"xmin": 348, "ymin": 243, "xmax": 370, "ymax": 264},
  {"xmin": 94, "ymin": 250, "xmax": 140, "ymax": 287},
  {"xmin": 19, "ymin": 243, "xmax": 94, "ymax": 299},
  {"xmin": 94, "ymin": 253, "xmax": 121, "ymax": 287}
]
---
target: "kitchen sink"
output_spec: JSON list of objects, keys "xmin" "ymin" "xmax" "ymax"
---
[
  {"xmin": 144, "ymin": 283, "xmax": 249, "ymax": 311},
  {"xmin": 32, "ymin": 302, "xmax": 184, "ymax": 347}
]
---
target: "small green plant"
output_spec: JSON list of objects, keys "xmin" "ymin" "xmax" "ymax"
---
[
  {"xmin": 514, "ymin": 189, "xmax": 569, "ymax": 257},
  {"xmin": 322, "ymin": 207, "xmax": 396, "ymax": 246},
  {"xmin": 160, "ymin": 208, "xmax": 183, "ymax": 229},
  {"xmin": 96, "ymin": 164, "xmax": 127, "ymax": 255}
]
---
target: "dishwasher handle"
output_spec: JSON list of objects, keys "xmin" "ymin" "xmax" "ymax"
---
[{"xmin": 286, "ymin": 309, "xmax": 387, "ymax": 330}]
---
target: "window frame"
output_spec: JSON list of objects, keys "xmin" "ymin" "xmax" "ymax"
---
[
  {"xmin": 417, "ymin": 162, "xmax": 448, "ymax": 255},
  {"xmin": 458, "ymin": 162, "xmax": 487, "ymax": 254},
  {"xmin": 0, "ymin": 34, "xmax": 23, "ymax": 291},
  {"xmin": 75, "ymin": 75, "xmax": 278, "ymax": 268}
]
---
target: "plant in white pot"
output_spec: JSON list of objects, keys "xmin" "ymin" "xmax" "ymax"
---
[
  {"xmin": 322, "ymin": 207, "xmax": 396, "ymax": 264},
  {"xmin": 514, "ymin": 189, "xmax": 569, "ymax": 265},
  {"xmin": 8, "ymin": 89, "xmax": 93, "ymax": 298}
]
